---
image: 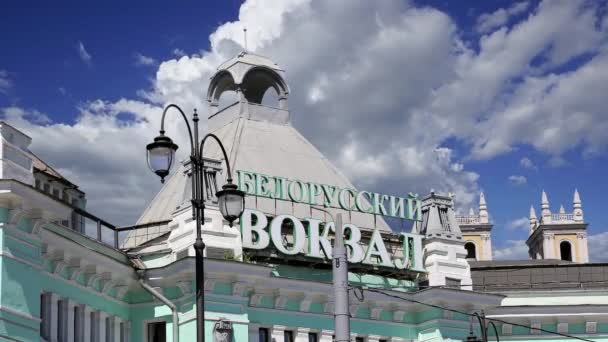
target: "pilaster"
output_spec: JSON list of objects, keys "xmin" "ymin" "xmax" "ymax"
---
[
  {"xmin": 320, "ymin": 330, "xmax": 335, "ymax": 342},
  {"xmin": 50, "ymin": 293, "xmax": 60, "ymax": 342},
  {"xmin": 295, "ymin": 327, "xmax": 311, "ymax": 342},
  {"xmin": 99, "ymin": 311, "xmax": 108, "ymax": 342},
  {"xmin": 83, "ymin": 306, "xmax": 93, "ymax": 342},
  {"xmin": 67, "ymin": 299, "xmax": 76, "ymax": 342},
  {"xmin": 271, "ymin": 325, "xmax": 286, "ymax": 342}
]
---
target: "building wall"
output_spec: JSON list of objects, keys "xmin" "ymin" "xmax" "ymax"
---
[
  {"xmin": 552, "ymin": 233, "xmax": 578, "ymax": 261},
  {"xmin": 463, "ymin": 234, "xmax": 484, "ymax": 260}
]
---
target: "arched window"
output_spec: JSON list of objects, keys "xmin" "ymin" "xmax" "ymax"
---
[
  {"xmin": 560, "ymin": 240, "xmax": 573, "ymax": 261},
  {"xmin": 465, "ymin": 242, "xmax": 477, "ymax": 260}
]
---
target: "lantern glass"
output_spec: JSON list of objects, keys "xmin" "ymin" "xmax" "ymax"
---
[
  {"xmin": 146, "ymin": 135, "xmax": 178, "ymax": 182},
  {"xmin": 216, "ymin": 184, "xmax": 245, "ymax": 225}
]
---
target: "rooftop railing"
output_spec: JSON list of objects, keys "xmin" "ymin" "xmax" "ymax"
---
[
  {"xmin": 455, "ymin": 214, "xmax": 480, "ymax": 224},
  {"xmin": 551, "ymin": 213, "xmax": 574, "ymax": 222}
]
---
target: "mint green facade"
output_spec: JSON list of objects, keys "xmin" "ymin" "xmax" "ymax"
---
[{"xmin": 2, "ymin": 209, "xmax": 608, "ymax": 342}]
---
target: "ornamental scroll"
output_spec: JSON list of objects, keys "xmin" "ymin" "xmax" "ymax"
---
[{"xmin": 213, "ymin": 319, "xmax": 233, "ymax": 342}]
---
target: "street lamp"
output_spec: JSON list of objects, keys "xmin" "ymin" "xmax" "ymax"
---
[
  {"xmin": 146, "ymin": 103, "xmax": 246, "ymax": 342},
  {"xmin": 467, "ymin": 311, "xmax": 500, "ymax": 342}
]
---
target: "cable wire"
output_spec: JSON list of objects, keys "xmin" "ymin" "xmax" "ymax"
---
[{"xmin": 362, "ymin": 287, "xmax": 596, "ymax": 342}]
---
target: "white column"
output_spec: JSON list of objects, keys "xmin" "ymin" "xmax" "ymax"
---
[
  {"xmin": 50, "ymin": 293, "xmax": 60, "ymax": 342},
  {"xmin": 114, "ymin": 317, "xmax": 121, "ymax": 342},
  {"xmin": 99, "ymin": 312, "xmax": 108, "ymax": 342},
  {"xmin": 543, "ymin": 233, "xmax": 555, "ymax": 259},
  {"xmin": 295, "ymin": 327, "xmax": 311, "ymax": 342},
  {"xmin": 368, "ymin": 335, "xmax": 381, "ymax": 342},
  {"xmin": 248, "ymin": 324, "xmax": 260, "ymax": 342},
  {"xmin": 271, "ymin": 325, "xmax": 286, "ymax": 342},
  {"xmin": 67, "ymin": 300, "xmax": 76, "ymax": 342},
  {"xmin": 83, "ymin": 306, "xmax": 93, "ymax": 342},
  {"xmin": 320, "ymin": 330, "xmax": 334, "ymax": 342}
]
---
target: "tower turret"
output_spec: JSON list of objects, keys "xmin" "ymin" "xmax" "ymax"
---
[
  {"xmin": 573, "ymin": 189, "xmax": 583, "ymax": 222},
  {"xmin": 456, "ymin": 192, "xmax": 493, "ymax": 261},
  {"xmin": 529, "ymin": 206, "xmax": 537, "ymax": 233},
  {"xmin": 541, "ymin": 190, "xmax": 551, "ymax": 223},
  {"xmin": 527, "ymin": 190, "xmax": 588, "ymax": 263},
  {"xmin": 479, "ymin": 191, "xmax": 488, "ymax": 224}
]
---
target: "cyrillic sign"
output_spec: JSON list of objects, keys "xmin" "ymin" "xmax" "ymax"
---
[
  {"xmin": 237, "ymin": 170, "xmax": 422, "ymax": 221},
  {"xmin": 240, "ymin": 208, "xmax": 424, "ymax": 271}
]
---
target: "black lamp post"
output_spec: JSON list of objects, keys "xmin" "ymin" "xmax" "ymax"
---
[
  {"xmin": 146, "ymin": 104, "xmax": 246, "ymax": 342},
  {"xmin": 467, "ymin": 311, "xmax": 500, "ymax": 342}
]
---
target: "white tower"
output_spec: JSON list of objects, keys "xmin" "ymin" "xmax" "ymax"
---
[
  {"xmin": 526, "ymin": 190, "xmax": 589, "ymax": 263},
  {"xmin": 456, "ymin": 192, "xmax": 493, "ymax": 261},
  {"xmin": 417, "ymin": 192, "xmax": 473, "ymax": 289}
]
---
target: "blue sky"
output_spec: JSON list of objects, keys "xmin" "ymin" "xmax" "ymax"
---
[{"xmin": 1, "ymin": 0, "xmax": 608, "ymax": 260}]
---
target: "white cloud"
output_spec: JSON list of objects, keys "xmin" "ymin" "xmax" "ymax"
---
[
  {"xmin": 507, "ymin": 217, "xmax": 529, "ymax": 230},
  {"xmin": 172, "ymin": 48, "xmax": 186, "ymax": 57},
  {"xmin": 493, "ymin": 240, "xmax": 529, "ymax": 260},
  {"xmin": 0, "ymin": 70, "xmax": 12, "ymax": 94},
  {"xmin": 476, "ymin": 1, "xmax": 529, "ymax": 34},
  {"xmin": 519, "ymin": 157, "xmax": 536, "ymax": 170},
  {"xmin": 588, "ymin": 232, "xmax": 608, "ymax": 262},
  {"xmin": 134, "ymin": 53, "xmax": 157, "ymax": 66},
  {"xmin": 508, "ymin": 175, "xmax": 527, "ymax": 185},
  {"xmin": 3, "ymin": 0, "xmax": 608, "ymax": 226},
  {"xmin": 77, "ymin": 41, "xmax": 92, "ymax": 66}
]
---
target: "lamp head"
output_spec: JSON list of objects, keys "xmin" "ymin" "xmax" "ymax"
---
[
  {"xmin": 216, "ymin": 181, "xmax": 245, "ymax": 226},
  {"xmin": 146, "ymin": 134, "xmax": 178, "ymax": 183}
]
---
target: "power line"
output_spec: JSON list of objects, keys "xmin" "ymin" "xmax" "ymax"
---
[{"xmin": 361, "ymin": 287, "xmax": 596, "ymax": 342}]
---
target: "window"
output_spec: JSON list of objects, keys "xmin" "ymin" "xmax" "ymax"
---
[
  {"xmin": 35, "ymin": 179, "xmax": 41, "ymax": 189},
  {"xmin": 560, "ymin": 241, "xmax": 573, "ymax": 261},
  {"xmin": 308, "ymin": 332, "xmax": 318, "ymax": 342},
  {"xmin": 43, "ymin": 183, "xmax": 50, "ymax": 193},
  {"xmin": 52, "ymin": 188, "xmax": 60, "ymax": 198},
  {"xmin": 74, "ymin": 305, "xmax": 84, "ymax": 342},
  {"xmin": 58, "ymin": 299, "xmax": 68, "ymax": 342},
  {"xmin": 445, "ymin": 278, "xmax": 461, "ymax": 288},
  {"xmin": 259, "ymin": 328, "xmax": 270, "ymax": 342},
  {"xmin": 147, "ymin": 321, "xmax": 166, "ymax": 342},
  {"xmin": 106, "ymin": 316, "xmax": 114, "ymax": 342},
  {"xmin": 91, "ymin": 311, "xmax": 99, "ymax": 342},
  {"xmin": 355, "ymin": 337, "xmax": 365, "ymax": 342},
  {"xmin": 465, "ymin": 242, "xmax": 477, "ymax": 259},
  {"xmin": 40, "ymin": 293, "xmax": 51, "ymax": 340},
  {"xmin": 120, "ymin": 322, "xmax": 129, "ymax": 342},
  {"xmin": 284, "ymin": 330, "xmax": 294, "ymax": 342}
]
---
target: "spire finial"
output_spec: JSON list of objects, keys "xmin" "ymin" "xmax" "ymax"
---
[
  {"xmin": 541, "ymin": 190, "xmax": 551, "ymax": 222},
  {"xmin": 530, "ymin": 205, "xmax": 537, "ymax": 219},
  {"xmin": 243, "ymin": 27, "xmax": 248, "ymax": 51},
  {"xmin": 559, "ymin": 204, "xmax": 565, "ymax": 214},
  {"xmin": 479, "ymin": 191, "xmax": 488, "ymax": 223},
  {"xmin": 530, "ymin": 205, "xmax": 537, "ymax": 232},
  {"xmin": 573, "ymin": 188, "xmax": 583, "ymax": 222}
]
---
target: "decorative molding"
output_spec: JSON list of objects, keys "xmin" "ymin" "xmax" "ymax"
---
[
  {"xmin": 31, "ymin": 218, "xmax": 50, "ymax": 236},
  {"xmin": 115, "ymin": 286, "xmax": 129, "ymax": 301},
  {"xmin": 0, "ymin": 305, "xmax": 42, "ymax": 323},
  {"xmin": 232, "ymin": 281, "xmax": 249, "ymax": 297},
  {"xmin": 0, "ymin": 250, "xmax": 42, "ymax": 270},
  {"xmin": 274, "ymin": 295, "xmax": 288, "ymax": 310},
  {"xmin": 86, "ymin": 273, "xmax": 101, "ymax": 287},
  {"xmin": 177, "ymin": 280, "xmax": 193, "ymax": 296},
  {"xmin": 323, "ymin": 302, "xmax": 334, "ymax": 314},
  {"xmin": 250, "ymin": 294, "xmax": 264, "ymax": 307},
  {"xmin": 393, "ymin": 310, "xmax": 406, "ymax": 322},
  {"xmin": 204, "ymin": 279, "xmax": 216, "ymax": 292},
  {"xmin": 300, "ymin": 295, "xmax": 313, "ymax": 312},
  {"xmin": 371, "ymin": 307, "xmax": 383, "ymax": 320}
]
